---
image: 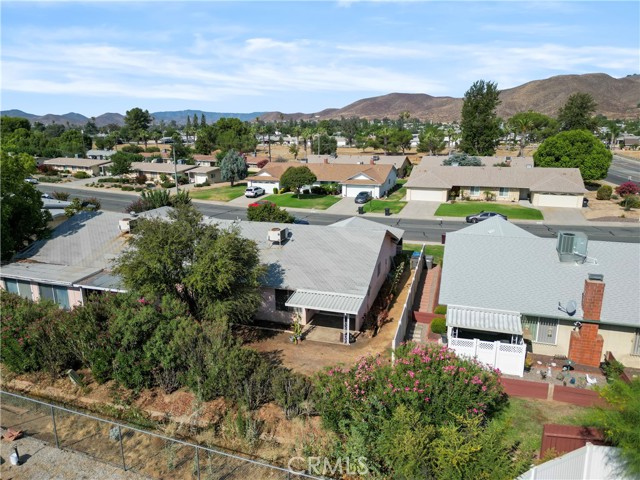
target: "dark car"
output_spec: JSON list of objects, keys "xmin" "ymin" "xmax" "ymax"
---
[
  {"xmin": 293, "ymin": 217, "xmax": 310, "ymax": 225},
  {"xmin": 248, "ymin": 200, "xmax": 276, "ymax": 208},
  {"xmin": 465, "ymin": 211, "xmax": 507, "ymax": 223},
  {"xmin": 354, "ymin": 191, "xmax": 372, "ymax": 204}
]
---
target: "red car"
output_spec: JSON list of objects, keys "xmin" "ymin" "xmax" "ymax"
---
[{"xmin": 248, "ymin": 200, "xmax": 276, "ymax": 208}]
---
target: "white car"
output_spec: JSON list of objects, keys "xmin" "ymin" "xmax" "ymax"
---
[
  {"xmin": 245, "ymin": 186, "xmax": 265, "ymax": 198},
  {"xmin": 25, "ymin": 177, "xmax": 39, "ymax": 184}
]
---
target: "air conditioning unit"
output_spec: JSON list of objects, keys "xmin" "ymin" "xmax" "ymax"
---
[{"xmin": 268, "ymin": 227, "xmax": 288, "ymax": 244}]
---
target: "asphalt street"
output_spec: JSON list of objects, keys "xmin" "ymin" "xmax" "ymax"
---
[
  {"xmin": 606, "ymin": 155, "xmax": 639, "ymax": 186},
  {"xmin": 39, "ymin": 184, "xmax": 640, "ymax": 244}
]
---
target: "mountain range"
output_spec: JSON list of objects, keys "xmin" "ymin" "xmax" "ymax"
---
[{"xmin": 3, "ymin": 73, "xmax": 639, "ymax": 127}]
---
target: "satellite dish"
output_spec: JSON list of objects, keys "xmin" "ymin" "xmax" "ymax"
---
[{"xmin": 566, "ymin": 300, "xmax": 577, "ymax": 316}]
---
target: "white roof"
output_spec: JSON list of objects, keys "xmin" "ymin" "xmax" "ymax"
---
[
  {"xmin": 286, "ymin": 290, "xmax": 364, "ymax": 315},
  {"xmin": 439, "ymin": 218, "xmax": 640, "ymax": 327},
  {"xmin": 44, "ymin": 157, "xmax": 111, "ymax": 167}
]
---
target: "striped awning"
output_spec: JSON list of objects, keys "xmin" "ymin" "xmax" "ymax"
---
[
  {"xmin": 285, "ymin": 289, "xmax": 365, "ymax": 315},
  {"xmin": 446, "ymin": 305, "xmax": 523, "ymax": 335}
]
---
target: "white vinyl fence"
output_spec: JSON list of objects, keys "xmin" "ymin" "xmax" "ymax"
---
[
  {"xmin": 449, "ymin": 337, "xmax": 526, "ymax": 377},
  {"xmin": 392, "ymin": 246, "xmax": 426, "ymax": 358}
]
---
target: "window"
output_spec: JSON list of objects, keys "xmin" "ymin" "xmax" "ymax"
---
[
  {"xmin": 470, "ymin": 186, "xmax": 480, "ymax": 196},
  {"xmin": 633, "ymin": 330, "xmax": 640, "ymax": 356},
  {"xmin": 275, "ymin": 289, "xmax": 294, "ymax": 312},
  {"xmin": 499, "ymin": 187, "xmax": 509, "ymax": 197},
  {"xmin": 4, "ymin": 279, "xmax": 33, "ymax": 300},
  {"xmin": 522, "ymin": 316, "xmax": 558, "ymax": 344},
  {"xmin": 39, "ymin": 284, "xmax": 70, "ymax": 309}
]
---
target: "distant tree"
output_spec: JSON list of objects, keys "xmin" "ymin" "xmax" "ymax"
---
[
  {"xmin": 534, "ymin": 130, "xmax": 612, "ymax": 181},
  {"xmin": 57, "ymin": 129, "xmax": 91, "ymax": 157},
  {"xmin": 124, "ymin": 107, "xmax": 152, "ymax": 134},
  {"xmin": 442, "ymin": 152, "xmax": 483, "ymax": 166},
  {"xmin": 280, "ymin": 166, "xmax": 317, "ymax": 198},
  {"xmin": 310, "ymin": 133, "xmax": 337, "ymax": 155},
  {"xmin": 417, "ymin": 125, "xmax": 446, "ymax": 155},
  {"xmin": 113, "ymin": 204, "xmax": 264, "ymax": 322},
  {"xmin": 200, "ymin": 113, "xmax": 207, "ymax": 127},
  {"xmin": 1, "ymin": 151, "xmax": 51, "ymax": 260},
  {"xmin": 109, "ymin": 152, "xmax": 142, "ymax": 176},
  {"xmin": 219, "ymin": 149, "xmax": 247, "ymax": 186},
  {"xmin": 389, "ymin": 129, "xmax": 413, "ymax": 154},
  {"xmin": 460, "ymin": 80, "xmax": 502, "ymax": 156},
  {"xmin": 170, "ymin": 134, "xmax": 191, "ymax": 161},
  {"xmin": 355, "ymin": 133, "xmax": 369, "ymax": 152},
  {"xmin": 247, "ymin": 202, "xmax": 294, "ymax": 223},
  {"xmin": 289, "ymin": 143, "xmax": 300, "ymax": 160},
  {"xmin": 558, "ymin": 92, "xmax": 598, "ymax": 132},
  {"xmin": 44, "ymin": 123, "xmax": 66, "ymax": 138},
  {"xmin": 121, "ymin": 144, "xmax": 144, "ymax": 154},
  {"xmin": 1, "ymin": 116, "xmax": 31, "ymax": 137},
  {"xmin": 83, "ymin": 118, "xmax": 99, "ymax": 136}
]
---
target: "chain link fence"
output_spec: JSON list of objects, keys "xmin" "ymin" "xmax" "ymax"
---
[{"xmin": 0, "ymin": 390, "xmax": 321, "ymax": 479}]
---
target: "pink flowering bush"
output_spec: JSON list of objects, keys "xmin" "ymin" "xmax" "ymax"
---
[
  {"xmin": 615, "ymin": 181, "xmax": 639, "ymax": 197},
  {"xmin": 315, "ymin": 342, "xmax": 507, "ymax": 432}
]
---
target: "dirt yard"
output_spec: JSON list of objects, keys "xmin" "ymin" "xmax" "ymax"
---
[{"xmin": 583, "ymin": 188, "xmax": 640, "ymax": 221}]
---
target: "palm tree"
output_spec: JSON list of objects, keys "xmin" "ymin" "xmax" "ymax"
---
[
  {"xmin": 377, "ymin": 127, "xmax": 393, "ymax": 154},
  {"xmin": 512, "ymin": 117, "xmax": 534, "ymax": 157},
  {"xmin": 301, "ymin": 127, "xmax": 313, "ymax": 157}
]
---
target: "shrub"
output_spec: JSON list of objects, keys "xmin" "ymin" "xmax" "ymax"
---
[
  {"xmin": 273, "ymin": 187, "xmax": 278, "ymax": 194},
  {"xmin": 37, "ymin": 164, "xmax": 58, "ymax": 175},
  {"xmin": 145, "ymin": 146, "xmax": 160, "ymax": 153},
  {"xmin": 73, "ymin": 171, "xmax": 90, "ymax": 179},
  {"xmin": 122, "ymin": 144, "xmax": 144, "ymax": 154},
  {"xmin": 52, "ymin": 191, "xmax": 70, "ymax": 200},
  {"xmin": 596, "ymin": 185, "xmax": 613, "ymax": 200},
  {"xmin": 121, "ymin": 185, "xmax": 134, "ymax": 191},
  {"xmin": 161, "ymin": 181, "xmax": 176, "ymax": 189},
  {"xmin": 601, "ymin": 358, "xmax": 625, "ymax": 382},
  {"xmin": 275, "ymin": 156, "xmax": 287, "ymax": 163},
  {"xmin": 430, "ymin": 317, "xmax": 447, "ymax": 334},
  {"xmin": 256, "ymin": 159, "xmax": 269, "ymax": 169},
  {"xmin": 247, "ymin": 202, "xmax": 294, "ymax": 223},
  {"xmin": 82, "ymin": 197, "xmax": 101, "ymax": 210},
  {"xmin": 611, "ymin": 194, "xmax": 619, "ymax": 200},
  {"xmin": 271, "ymin": 368, "xmax": 314, "ymax": 419},
  {"xmin": 310, "ymin": 186, "xmax": 324, "ymax": 195},
  {"xmin": 135, "ymin": 174, "xmax": 148, "ymax": 185},
  {"xmin": 124, "ymin": 199, "xmax": 148, "ymax": 214},
  {"xmin": 39, "ymin": 176, "xmax": 62, "ymax": 183},
  {"xmin": 615, "ymin": 181, "xmax": 639, "ymax": 197},
  {"xmin": 434, "ymin": 305, "xmax": 447, "ymax": 315},
  {"xmin": 621, "ymin": 195, "xmax": 640, "ymax": 210},
  {"xmin": 134, "ymin": 187, "xmax": 143, "ymax": 192}
]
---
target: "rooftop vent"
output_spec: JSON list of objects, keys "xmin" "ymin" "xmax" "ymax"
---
[
  {"xmin": 588, "ymin": 273, "xmax": 604, "ymax": 281},
  {"xmin": 556, "ymin": 231, "xmax": 588, "ymax": 262}
]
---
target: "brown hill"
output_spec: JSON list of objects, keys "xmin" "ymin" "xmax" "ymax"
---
[{"xmin": 264, "ymin": 73, "xmax": 640, "ymax": 122}]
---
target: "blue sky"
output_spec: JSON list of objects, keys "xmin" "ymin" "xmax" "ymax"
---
[{"xmin": 1, "ymin": 1, "xmax": 638, "ymax": 117}]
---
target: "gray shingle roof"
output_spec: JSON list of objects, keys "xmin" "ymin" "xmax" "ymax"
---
[
  {"xmin": 44, "ymin": 157, "xmax": 111, "ymax": 168},
  {"xmin": 406, "ymin": 165, "xmax": 585, "ymax": 194},
  {"xmin": 439, "ymin": 219, "xmax": 640, "ymax": 327}
]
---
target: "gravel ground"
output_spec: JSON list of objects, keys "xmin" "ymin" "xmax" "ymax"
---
[{"xmin": 1, "ymin": 430, "xmax": 146, "ymax": 480}]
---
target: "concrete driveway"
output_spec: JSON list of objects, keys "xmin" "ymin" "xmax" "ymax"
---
[
  {"xmin": 400, "ymin": 201, "xmax": 442, "ymax": 219},
  {"xmin": 326, "ymin": 196, "xmax": 362, "ymax": 215}
]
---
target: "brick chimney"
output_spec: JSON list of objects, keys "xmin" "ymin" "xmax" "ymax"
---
[
  {"xmin": 370, "ymin": 159, "xmax": 375, "ymax": 165},
  {"xmin": 568, "ymin": 276, "xmax": 605, "ymax": 367},
  {"xmin": 323, "ymin": 158, "xmax": 328, "ymax": 164}
]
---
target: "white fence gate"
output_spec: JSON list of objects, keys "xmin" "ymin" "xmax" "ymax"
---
[{"xmin": 449, "ymin": 338, "xmax": 526, "ymax": 377}]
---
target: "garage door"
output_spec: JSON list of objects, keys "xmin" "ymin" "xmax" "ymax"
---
[
  {"xmin": 407, "ymin": 188, "xmax": 447, "ymax": 202},
  {"xmin": 345, "ymin": 185, "xmax": 373, "ymax": 198},
  {"xmin": 533, "ymin": 193, "xmax": 582, "ymax": 208}
]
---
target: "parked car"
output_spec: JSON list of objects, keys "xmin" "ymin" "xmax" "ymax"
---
[
  {"xmin": 293, "ymin": 217, "xmax": 310, "ymax": 225},
  {"xmin": 245, "ymin": 186, "xmax": 265, "ymax": 198},
  {"xmin": 465, "ymin": 211, "xmax": 507, "ymax": 223},
  {"xmin": 25, "ymin": 177, "xmax": 39, "ymax": 184},
  {"xmin": 354, "ymin": 191, "xmax": 372, "ymax": 204},
  {"xmin": 41, "ymin": 193, "xmax": 52, "ymax": 199},
  {"xmin": 248, "ymin": 200, "xmax": 276, "ymax": 208}
]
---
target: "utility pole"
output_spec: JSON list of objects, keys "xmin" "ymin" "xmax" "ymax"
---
[{"xmin": 172, "ymin": 142, "xmax": 179, "ymax": 195}]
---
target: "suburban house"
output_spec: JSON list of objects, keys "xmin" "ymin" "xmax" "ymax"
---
[
  {"xmin": 43, "ymin": 157, "xmax": 112, "ymax": 176},
  {"xmin": 419, "ymin": 155, "xmax": 535, "ymax": 169},
  {"xmin": 247, "ymin": 162, "xmax": 397, "ymax": 198},
  {"xmin": 0, "ymin": 211, "xmax": 127, "ymax": 309},
  {"xmin": 86, "ymin": 149, "xmax": 116, "ymax": 160},
  {"xmin": 304, "ymin": 154, "xmax": 412, "ymax": 177},
  {"xmin": 187, "ymin": 166, "xmax": 221, "ymax": 184},
  {"xmin": 129, "ymin": 162, "xmax": 197, "ymax": 182},
  {"xmin": 192, "ymin": 154, "xmax": 217, "ymax": 167},
  {"xmin": 139, "ymin": 151, "xmax": 170, "ymax": 161},
  {"xmin": 405, "ymin": 161, "xmax": 585, "ymax": 208},
  {"xmin": 1, "ymin": 207, "xmax": 403, "ymax": 343},
  {"xmin": 204, "ymin": 216, "xmax": 404, "ymax": 337},
  {"xmin": 438, "ymin": 217, "xmax": 640, "ymax": 376}
]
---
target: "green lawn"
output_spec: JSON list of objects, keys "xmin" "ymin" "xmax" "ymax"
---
[
  {"xmin": 189, "ymin": 183, "xmax": 248, "ymax": 201},
  {"xmin": 262, "ymin": 193, "xmax": 342, "ymax": 210},
  {"xmin": 404, "ymin": 243, "xmax": 445, "ymax": 265},
  {"xmin": 434, "ymin": 202, "xmax": 544, "ymax": 220},
  {"xmin": 363, "ymin": 185, "xmax": 408, "ymax": 214},
  {"xmin": 491, "ymin": 397, "xmax": 587, "ymax": 454}
]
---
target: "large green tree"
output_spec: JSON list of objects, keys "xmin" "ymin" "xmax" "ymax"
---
[
  {"xmin": 114, "ymin": 204, "xmax": 264, "ymax": 322},
  {"xmin": 124, "ymin": 107, "xmax": 152, "ymax": 142},
  {"xmin": 247, "ymin": 202, "xmax": 294, "ymax": 223},
  {"xmin": 310, "ymin": 133, "xmax": 337, "ymax": 155},
  {"xmin": 533, "ymin": 130, "xmax": 612, "ymax": 181},
  {"xmin": 584, "ymin": 379, "xmax": 640, "ymax": 478},
  {"xmin": 219, "ymin": 149, "xmax": 248, "ymax": 186},
  {"xmin": 558, "ymin": 92, "xmax": 597, "ymax": 132},
  {"xmin": 1, "ymin": 151, "xmax": 51, "ymax": 260},
  {"xmin": 507, "ymin": 111, "xmax": 558, "ymax": 156},
  {"xmin": 459, "ymin": 80, "xmax": 502, "ymax": 156},
  {"xmin": 417, "ymin": 125, "xmax": 446, "ymax": 155},
  {"xmin": 280, "ymin": 166, "xmax": 317, "ymax": 198},
  {"xmin": 109, "ymin": 152, "xmax": 142, "ymax": 176}
]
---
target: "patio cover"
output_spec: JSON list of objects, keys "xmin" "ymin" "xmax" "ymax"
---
[
  {"xmin": 285, "ymin": 289, "xmax": 365, "ymax": 315},
  {"xmin": 447, "ymin": 305, "xmax": 523, "ymax": 335}
]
